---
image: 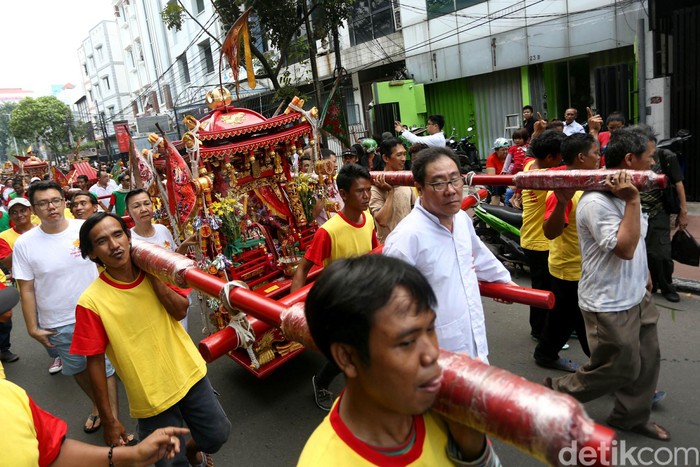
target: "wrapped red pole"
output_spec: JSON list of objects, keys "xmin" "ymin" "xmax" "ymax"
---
[
  {"xmin": 130, "ymin": 242, "xmax": 614, "ymax": 465},
  {"xmin": 372, "ymin": 170, "xmax": 666, "ymax": 191},
  {"xmin": 461, "ymin": 188, "xmax": 488, "ymax": 210}
]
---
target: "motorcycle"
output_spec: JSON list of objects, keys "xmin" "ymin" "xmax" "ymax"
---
[
  {"xmin": 447, "ymin": 127, "xmax": 482, "ymax": 174},
  {"xmin": 471, "ymin": 194, "xmax": 528, "ymax": 273}
]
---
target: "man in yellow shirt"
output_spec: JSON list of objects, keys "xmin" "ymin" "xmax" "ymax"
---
[
  {"xmin": 520, "ymin": 130, "xmax": 564, "ymax": 341},
  {"xmin": 71, "ymin": 213, "xmax": 231, "ymax": 465},
  {"xmin": 534, "ymin": 133, "xmax": 600, "ymax": 372},
  {"xmin": 299, "ymin": 255, "xmax": 499, "ymax": 466}
]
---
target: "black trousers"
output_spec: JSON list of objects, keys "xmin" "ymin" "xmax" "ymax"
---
[
  {"xmin": 0, "ymin": 319, "xmax": 11, "ymax": 352},
  {"xmin": 645, "ymin": 210, "xmax": 675, "ymax": 294},
  {"xmin": 523, "ymin": 248, "xmax": 552, "ymax": 338},
  {"xmin": 534, "ymin": 277, "xmax": 590, "ymax": 362}
]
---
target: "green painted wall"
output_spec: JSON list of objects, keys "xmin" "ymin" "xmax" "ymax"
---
[
  {"xmin": 372, "ymin": 80, "xmax": 426, "ymax": 129},
  {"xmin": 424, "ymin": 77, "xmax": 477, "ymax": 142},
  {"xmin": 543, "ymin": 63, "xmax": 559, "ymax": 120},
  {"xmin": 520, "ymin": 66, "xmax": 530, "ymax": 107}
]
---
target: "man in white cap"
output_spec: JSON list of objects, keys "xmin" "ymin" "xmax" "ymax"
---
[{"xmin": 0, "ymin": 198, "xmax": 38, "ymax": 365}]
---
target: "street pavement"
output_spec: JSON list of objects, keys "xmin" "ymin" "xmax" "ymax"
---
[{"xmin": 3, "ymin": 273, "xmax": 699, "ymax": 466}]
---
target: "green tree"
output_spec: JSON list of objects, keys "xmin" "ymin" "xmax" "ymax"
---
[
  {"xmin": 8, "ymin": 96, "xmax": 74, "ymax": 158},
  {"xmin": 0, "ymin": 102, "xmax": 20, "ymax": 161},
  {"xmin": 162, "ymin": 0, "xmax": 355, "ymax": 98}
]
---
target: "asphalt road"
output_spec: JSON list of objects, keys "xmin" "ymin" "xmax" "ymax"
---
[{"xmin": 3, "ymin": 277, "xmax": 699, "ymax": 466}]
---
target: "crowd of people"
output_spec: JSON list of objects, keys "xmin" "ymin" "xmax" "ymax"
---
[{"xmin": 0, "ymin": 104, "xmax": 686, "ymax": 464}]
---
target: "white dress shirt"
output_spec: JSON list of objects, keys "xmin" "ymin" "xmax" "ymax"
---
[
  {"xmin": 563, "ymin": 120, "xmax": 585, "ymax": 136},
  {"xmin": 383, "ymin": 200, "xmax": 511, "ymax": 361},
  {"xmin": 400, "ymin": 130, "xmax": 446, "ymax": 148}
]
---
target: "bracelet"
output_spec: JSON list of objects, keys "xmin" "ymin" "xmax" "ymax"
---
[{"xmin": 108, "ymin": 443, "xmax": 116, "ymax": 467}]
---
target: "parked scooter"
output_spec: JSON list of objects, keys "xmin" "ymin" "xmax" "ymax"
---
[
  {"xmin": 447, "ymin": 127, "xmax": 482, "ymax": 174},
  {"xmin": 471, "ymin": 195, "xmax": 527, "ymax": 272}
]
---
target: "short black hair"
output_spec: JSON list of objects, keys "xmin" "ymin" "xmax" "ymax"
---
[
  {"xmin": 408, "ymin": 142, "xmax": 428, "ymax": 156},
  {"xmin": 299, "ymin": 154, "xmax": 311, "ymax": 162},
  {"xmin": 79, "ymin": 212, "xmax": 131, "ymax": 266},
  {"xmin": 522, "ymin": 105, "xmax": 534, "ymax": 113},
  {"xmin": 547, "ymin": 119, "xmax": 564, "ymax": 130},
  {"xmin": 511, "ymin": 127, "xmax": 529, "ymax": 142},
  {"xmin": 305, "ymin": 255, "xmax": 437, "ymax": 364},
  {"xmin": 605, "ymin": 125, "xmax": 655, "ymax": 169},
  {"xmin": 125, "ymin": 188, "xmax": 149, "ymax": 211},
  {"xmin": 117, "ymin": 173, "xmax": 128, "ymax": 184},
  {"xmin": 379, "ymin": 137, "xmax": 403, "ymax": 158},
  {"xmin": 605, "ymin": 112, "xmax": 626, "ymax": 127},
  {"xmin": 561, "ymin": 133, "xmax": 596, "ymax": 166},
  {"xmin": 336, "ymin": 163, "xmax": 371, "ymax": 192},
  {"xmin": 77, "ymin": 174, "xmax": 89, "ymax": 183},
  {"xmin": 411, "ymin": 147, "xmax": 459, "ymax": 185},
  {"xmin": 529, "ymin": 130, "xmax": 565, "ymax": 160},
  {"xmin": 27, "ymin": 180, "xmax": 64, "ymax": 205},
  {"xmin": 428, "ymin": 114, "xmax": 445, "ymax": 130},
  {"xmin": 320, "ymin": 148, "xmax": 335, "ymax": 160},
  {"xmin": 72, "ymin": 190, "xmax": 98, "ymax": 206}
]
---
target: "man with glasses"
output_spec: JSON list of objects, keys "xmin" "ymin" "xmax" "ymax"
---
[
  {"xmin": 384, "ymin": 148, "xmax": 513, "ymax": 361},
  {"xmin": 12, "ymin": 181, "xmax": 120, "ymax": 434},
  {"xmin": 394, "ymin": 114, "xmax": 446, "ymax": 148}
]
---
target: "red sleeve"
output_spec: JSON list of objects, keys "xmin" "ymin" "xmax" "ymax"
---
[
  {"xmin": 28, "ymin": 395, "xmax": 68, "ymax": 467},
  {"xmin": 303, "ymin": 228, "xmax": 332, "ymax": 267},
  {"xmin": 371, "ymin": 229, "xmax": 379, "ymax": 249},
  {"xmin": 110, "ymin": 194, "xmax": 116, "ymax": 205},
  {"xmin": 0, "ymin": 238, "xmax": 11, "ymax": 259},
  {"xmin": 485, "ymin": 154, "xmax": 496, "ymax": 169},
  {"xmin": 543, "ymin": 191, "xmax": 572, "ymax": 224},
  {"xmin": 166, "ymin": 284, "xmax": 191, "ymax": 297},
  {"xmin": 70, "ymin": 305, "xmax": 109, "ymax": 356}
]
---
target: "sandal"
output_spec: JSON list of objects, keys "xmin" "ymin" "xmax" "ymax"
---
[
  {"xmin": 190, "ymin": 451, "xmax": 214, "ymax": 467},
  {"xmin": 608, "ymin": 420, "xmax": 671, "ymax": 442},
  {"xmin": 535, "ymin": 357, "xmax": 580, "ymax": 373},
  {"xmin": 83, "ymin": 414, "xmax": 101, "ymax": 433}
]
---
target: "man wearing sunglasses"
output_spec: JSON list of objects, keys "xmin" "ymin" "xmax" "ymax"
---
[{"xmin": 384, "ymin": 147, "xmax": 514, "ymax": 362}]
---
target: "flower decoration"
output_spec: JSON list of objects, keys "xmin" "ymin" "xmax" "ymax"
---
[
  {"xmin": 208, "ymin": 193, "xmax": 247, "ymax": 243},
  {"xmin": 295, "ymin": 172, "xmax": 319, "ymax": 223}
]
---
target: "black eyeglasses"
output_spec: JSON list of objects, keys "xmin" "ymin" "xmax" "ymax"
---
[{"xmin": 425, "ymin": 177, "xmax": 465, "ymax": 192}]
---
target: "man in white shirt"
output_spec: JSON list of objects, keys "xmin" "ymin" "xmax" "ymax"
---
[
  {"xmin": 394, "ymin": 115, "xmax": 446, "ymax": 148},
  {"xmin": 546, "ymin": 125, "xmax": 670, "ymax": 442},
  {"xmin": 89, "ymin": 170, "xmax": 116, "ymax": 212},
  {"xmin": 13, "ymin": 181, "xmax": 119, "ymax": 434},
  {"xmin": 383, "ymin": 148, "xmax": 513, "ymax": 362},
  {"xmin": 563, "ymin": 108, "xmax": 585, "ymax": 136}
]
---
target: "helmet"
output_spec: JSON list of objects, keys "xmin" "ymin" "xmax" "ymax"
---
[
  {"xmin": 493, "ymin": 138, "xmax": 510, "ymax": 149},
  {"xmin": 361, "ymin": 138, "xmax": 377, "ymax": 153}
]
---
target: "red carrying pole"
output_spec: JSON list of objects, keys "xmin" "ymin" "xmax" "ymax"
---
[
  {"xmin": 461, "ymin": 188, "xmax": 488, "ymax": 210},
  {"xmin": 372, "ymin": 169, "xmax": 666, "ymax": 191},
  {"xmin": 130, "ymin": 241, "xmax": 615, "ymax": 466}
]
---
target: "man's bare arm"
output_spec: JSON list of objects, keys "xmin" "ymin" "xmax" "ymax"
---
[
  {"xmin": 17, "ymin": 279, "xmax": 56, "ymax": 347},
  {"xmin": 87, "ymin": 355, "xmax": 127, "ymax": 446},
  {"xmin": 147, "ymin": 274, "xmax": 189, "ymax": 320},
  {"xmin": 290, "ymin": 258, "xmax": 314, "ymax": 292}
]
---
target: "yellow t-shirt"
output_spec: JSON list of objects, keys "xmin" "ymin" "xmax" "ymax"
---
[
  {"xmin": 305, "ymin": 211, "xmax": 378, "ymax": 267},
  {"xmin": 545, "ymin": 191, "xmax": 583, "ymax": 281},
  {"xmin": 299, "ymin": 397, "xmax": 451, "ymax": 466},
  {"xmin": 520, "ymin": 159, "xmax": 550, "ymax": 251},
  {"xmin": 71, "ymin": 271, "xmax": 206, "ymax": 418},
  {"xmin": 0, "ymin": 378, "xmax": 67, "ymax": 466}
]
